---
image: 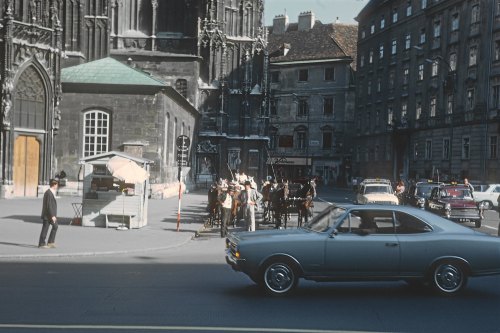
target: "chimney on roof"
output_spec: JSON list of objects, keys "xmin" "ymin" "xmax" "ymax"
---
[
  {"xmin": 298, "ymin": 11, "xmax": 315, "ymax": 32},
  {"xmin": 272, "ymin": 14, "xmax": 289, "ymax": 35}
]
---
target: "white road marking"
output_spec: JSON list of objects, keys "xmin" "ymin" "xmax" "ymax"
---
[{"xmin": 0, "ymin": 324, "xmax": 375, "ymax": 333}]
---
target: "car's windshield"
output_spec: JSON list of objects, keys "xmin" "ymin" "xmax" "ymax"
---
[
  {"xmin": 416, "ymin": 185, "xmax": 435, "ymax": 198},
  {"xmin": 364, "ymin": 185, "xmax": 392, "ymax": 194},
  {"xmin": 302, "ymin": 207, "xmax": 346, "ymax": 232},
  {"xmin": 441, "ymin": 188, "xmax": 473, "ymax": 199}
]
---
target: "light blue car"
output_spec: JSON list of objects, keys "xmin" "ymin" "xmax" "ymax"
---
[{"xmin": 226, "ymin": 204, "xmax": 500, "ymax": 296}]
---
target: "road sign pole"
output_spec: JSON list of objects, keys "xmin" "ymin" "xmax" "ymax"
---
[
  {"xmin": 176, "ymin": 166, "xmax": 182, "ymax": 232},
  {"xmin": 175, "ymin": 135, "xmax": 190, "ymax": 232}
]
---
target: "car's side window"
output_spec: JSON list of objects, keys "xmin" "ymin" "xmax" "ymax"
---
[
  {"xmin": 494, "ymin": 186, "xmax": 500, "ymax": 193},
  {"xmin": 394, "ymin": 212, "xmax": 432, "ymax": 234},
  {"xmin": 337, "ymin": 210, "xmax": 394, "ymax": 234}
]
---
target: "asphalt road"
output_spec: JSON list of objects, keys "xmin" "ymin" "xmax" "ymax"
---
[
  {"xmin": 1, "ymin": 186, "xmax": 499, "ymax": 333},
  {"xmin": 1, "ymin": 235, "xmax": 500, "ymax": 333}
]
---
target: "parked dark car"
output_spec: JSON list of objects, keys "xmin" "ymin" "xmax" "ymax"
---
[
  {"xmin": 404, "ymin": 181, "xmax": 443, "ymax": 208},
  {"xmin": 226, "ymin": 204, "xmax": 500, "ymax": 296},
  {"xmin": 426, "ymin": 184, "xmax": 482, "ymax": 228}
]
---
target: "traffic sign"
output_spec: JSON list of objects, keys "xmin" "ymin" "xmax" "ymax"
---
[{"xmin": 176, "ymin": 135, "xmax": 190, "ymax": 150}]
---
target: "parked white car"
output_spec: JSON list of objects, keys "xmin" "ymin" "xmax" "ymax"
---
[
  {"xmin": 473, "ymin": 184, "xmax": 500, "ymax": 210},
  {"xmin": 356, "ymin": 178, "xmax": 399, "ymax": 205}
]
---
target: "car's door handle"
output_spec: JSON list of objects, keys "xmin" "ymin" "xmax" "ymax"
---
[{"xmin": 385, "ymin": 243, "xmax": 399, "ymax": 247}]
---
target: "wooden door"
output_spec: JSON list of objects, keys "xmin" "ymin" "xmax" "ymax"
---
[{"xmin": 13, "ymin": 136, "xmax": 40, "ymax": 197}]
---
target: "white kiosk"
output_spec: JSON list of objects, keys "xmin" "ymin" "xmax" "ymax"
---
[{"xmin": 79, "ymin": 151, "xmax": 152, "ymax": 229}]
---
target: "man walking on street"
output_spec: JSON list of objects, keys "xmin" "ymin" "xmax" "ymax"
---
[
  {"xmin": 239, "ymin": 180, "xmax": 262, "ymax": 232},
  {"xmin": 38, "ymin": 179, "xmax": 59, "ymax": 249}
]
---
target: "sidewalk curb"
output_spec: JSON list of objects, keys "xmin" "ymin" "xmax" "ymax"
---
[{"xmin": 0, "ymin": 232, "xmax": 198, "ymax": 260}]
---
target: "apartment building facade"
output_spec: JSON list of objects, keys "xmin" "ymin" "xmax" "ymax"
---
[
  {"xmin": 267, "ymin": 12, "xmax": 357, "ymax": 185},
  {"xmin": 354, "ymin": 0, "xmax": 500, "ymax": 182}
]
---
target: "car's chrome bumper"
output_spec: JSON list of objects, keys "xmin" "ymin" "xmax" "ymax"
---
[{"xmin": 225, "ymin": 249, "xmax": 245, "ymax": 271}]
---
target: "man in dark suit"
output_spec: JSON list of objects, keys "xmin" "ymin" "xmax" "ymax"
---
[{"xmin": 38, "ymin": 179, "xmax": 59, "ymax": 249}]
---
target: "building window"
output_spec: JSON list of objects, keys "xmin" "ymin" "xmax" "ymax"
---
[
  {"xmin": 493, "ymin": 85, "xmax": 500, "ymax": 109},
  {"xmin": 431, "ymin": 61, "xmax": 439, "ymax": 77},
  {"xmin": 163, "ymin": 113, "xmax": 170, "ymax": 164},
  {"xmin": 377, "ymin": 78, "xmax": 382, "ymax": 93},
  {"xmin": 418, "ymin": 63, "xmax": 424, "ymax": 81},
  {"xmin": 443, "ymin": 138, "xmax": 450, "ymax": 160},
  {"xmin": 497, "ymin": 0, "xmax": 500, "ymax": 16},
  {"xmin": 298, "ymin": 69, "xmax": 308, "ymax": 82},
  {"xmin": 369, "ymin": 50, "xmax": 374, "ymax": 63},
  {"xmin": 269, "ymin": 127, "xmax": 278, "ymax": 150},
  {"xmin": 495, "ymin": 41, "xmax": 500, "ymax": 61},
  {"xmin": 404, "ymin": 34, "xmax": 411, "ymax": 50},
  {"xmin": 322, "ymin": 131, "xmax": 333, "ymax": 149},
  {"xmin": 467, "ymin": 89, "xmax": 475, "ymax": 111},
  {"xmin": 449, "ymin": 53, "xmax": 457, "ymax": 71},
  {"xmin": 370, "ymin": 22, "xmax": 375, "ymax": 34},
  {"xmin": 403, "ymin": 68, "xmax": 409, "ymax": 85},
  {"xmin": 270, "ymin": 99, "xmax": 278, "ymax": 116},
  {"xmin": 271, "ymin": 71, "xmax": 280, "ymax": 83},
  {"xmin": 361, "ymin": 29, "xmax": 366, "ymax": 39},
  {"xmin": 421, "ymin": 0, "xmax": 427, "ymax": 9},
  {"xmin": 380, "ymin": 15, "xmax": 386, "ymax": 29},
  {"xmin": 430, "ymin": 97, "xmax": 436, "ymax": 117},
  {"xmin": 433, "ymin": 21, "xmax": 441, "ymax": 38},
  {"xmin": 325, "ymin": 67, "xmax": 335, "ymax": 81},
  {"xmin": 414, "ymin": 143, "xmax": 419, "ymax": 161},
  {"xmin": 175, "ymin": 79, "xmax": 188, "ymax": 98},
  {"xmin": 469, "ymin": 45, "xmax": 477, "ymax": 66},
  {"xmin": 425, "ymin": 140, "xmax": 432, "ymax": 160},
  {"xmin": 83, "ymin": 110, "xmax": 110, "ymax": 157},
  {"xmin": 471, "ymin": 4, "xmax": 480, "ymax": 24},
  {"xmin": 367, "ymin": 80, "xmax": 372, "ymax": 95},
  {"xmin": 295, "ymin": 127, "xmax": 307, "ymax": 150},
  {"xmin": 489, "ymin": 136, "xmax": 498, "ymax": 159},
  {"xmin": 391, "ymin": 39, "xmax": 397, "ymax": 55},
  {"xmin": 419, "ymin": 29, "xmax": 426, "ymax": 44},
  {"xmin": 401, "ymin": 100, "xmax": 408, "ymax": 122},
  {"xmin": 360, "ymin": 55, "xmax": 365, "ymax": 67},
  {"xmin": 323, "ymin": 97, "xmax": 334, "ymax": 117},
  {"xmin": 389, "ymin": 70, "xmax": 395, "ymax": 89},
  {"xmin": 447, "ymin": 94, "xmax": 454, "ymax": 114},
  {"xmin": 406, "ymin": 1, "xmax": 412, "ymax": 16},
  {"xmin": 392, "ymin": 8, "xmax": 398, "ymax": 23},
  {"xmin": 248, "ymin": 150, "xmax": 259, "ymax": 171},
  {"xmin": 297, "ymin": 99, "xmax": 308, "ymax": 117},
  {"xmin": 451, "ymin": 13, "xmax": 459, "ymax": 31},
  {"xmin": 387, "ymin": 106, "xmax": 394, "ymax": 125},
  {"xmin": 462, "ymin": 137, "xmax": 470, "ymax": 159},
  {"xmin": 379, "ymin": 44, "xmax": 384, "ymax": 58},
  {"xmin": 416, "ymin": 100, "xmax": 422, "ymax": 119}
]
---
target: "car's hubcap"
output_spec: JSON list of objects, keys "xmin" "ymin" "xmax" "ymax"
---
[
  {"xmin": 435, "ymin": 264, "xmax": 462, "ymax": 292},
  {"xmin": 265, "ymin": 264, "xmax": 294, "ymax": 293}
]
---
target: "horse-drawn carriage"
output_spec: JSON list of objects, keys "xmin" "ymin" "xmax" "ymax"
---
[
  {"xmin": 207, "ymin": 176, "xmax": 317, "ymax": 233},
  {"xmin": 262, "ymin": 180, "xmax": 316, "ymax": 229}
]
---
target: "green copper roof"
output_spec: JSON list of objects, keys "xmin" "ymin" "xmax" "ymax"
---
[{"xmin": 61, "ymin": 57, "xmax": 166, "ymax": 87}]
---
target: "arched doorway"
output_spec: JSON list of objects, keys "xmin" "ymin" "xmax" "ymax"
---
[{"xmin": 12, "ymin": 66, "xmax": 46, "ymax": 197}]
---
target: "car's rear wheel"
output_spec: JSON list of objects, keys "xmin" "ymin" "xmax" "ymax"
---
[
  {"xmin": 262, "ymin": 260, "xmax": 299, "ymax": 296},
  {"xmin": 431, "ymin": 261, "xmax": 468, "ymax": 295}
]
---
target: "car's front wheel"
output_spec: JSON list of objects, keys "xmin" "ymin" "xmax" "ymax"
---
[
  {"xmin": 475, "ymin": 219, "xmax": 482, "ymax": 228},
  {"xmin": 262, "ymin": 260, "xmax": 299, "ymax": 296},
  {"xmin": 431, "ymin": 261, "xmax": 468, "ymax": 295}
]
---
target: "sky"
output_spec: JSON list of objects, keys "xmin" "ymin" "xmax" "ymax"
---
[{"xmin": 264, "ymin": 0, "xmax": 369, "ymax": 26}]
